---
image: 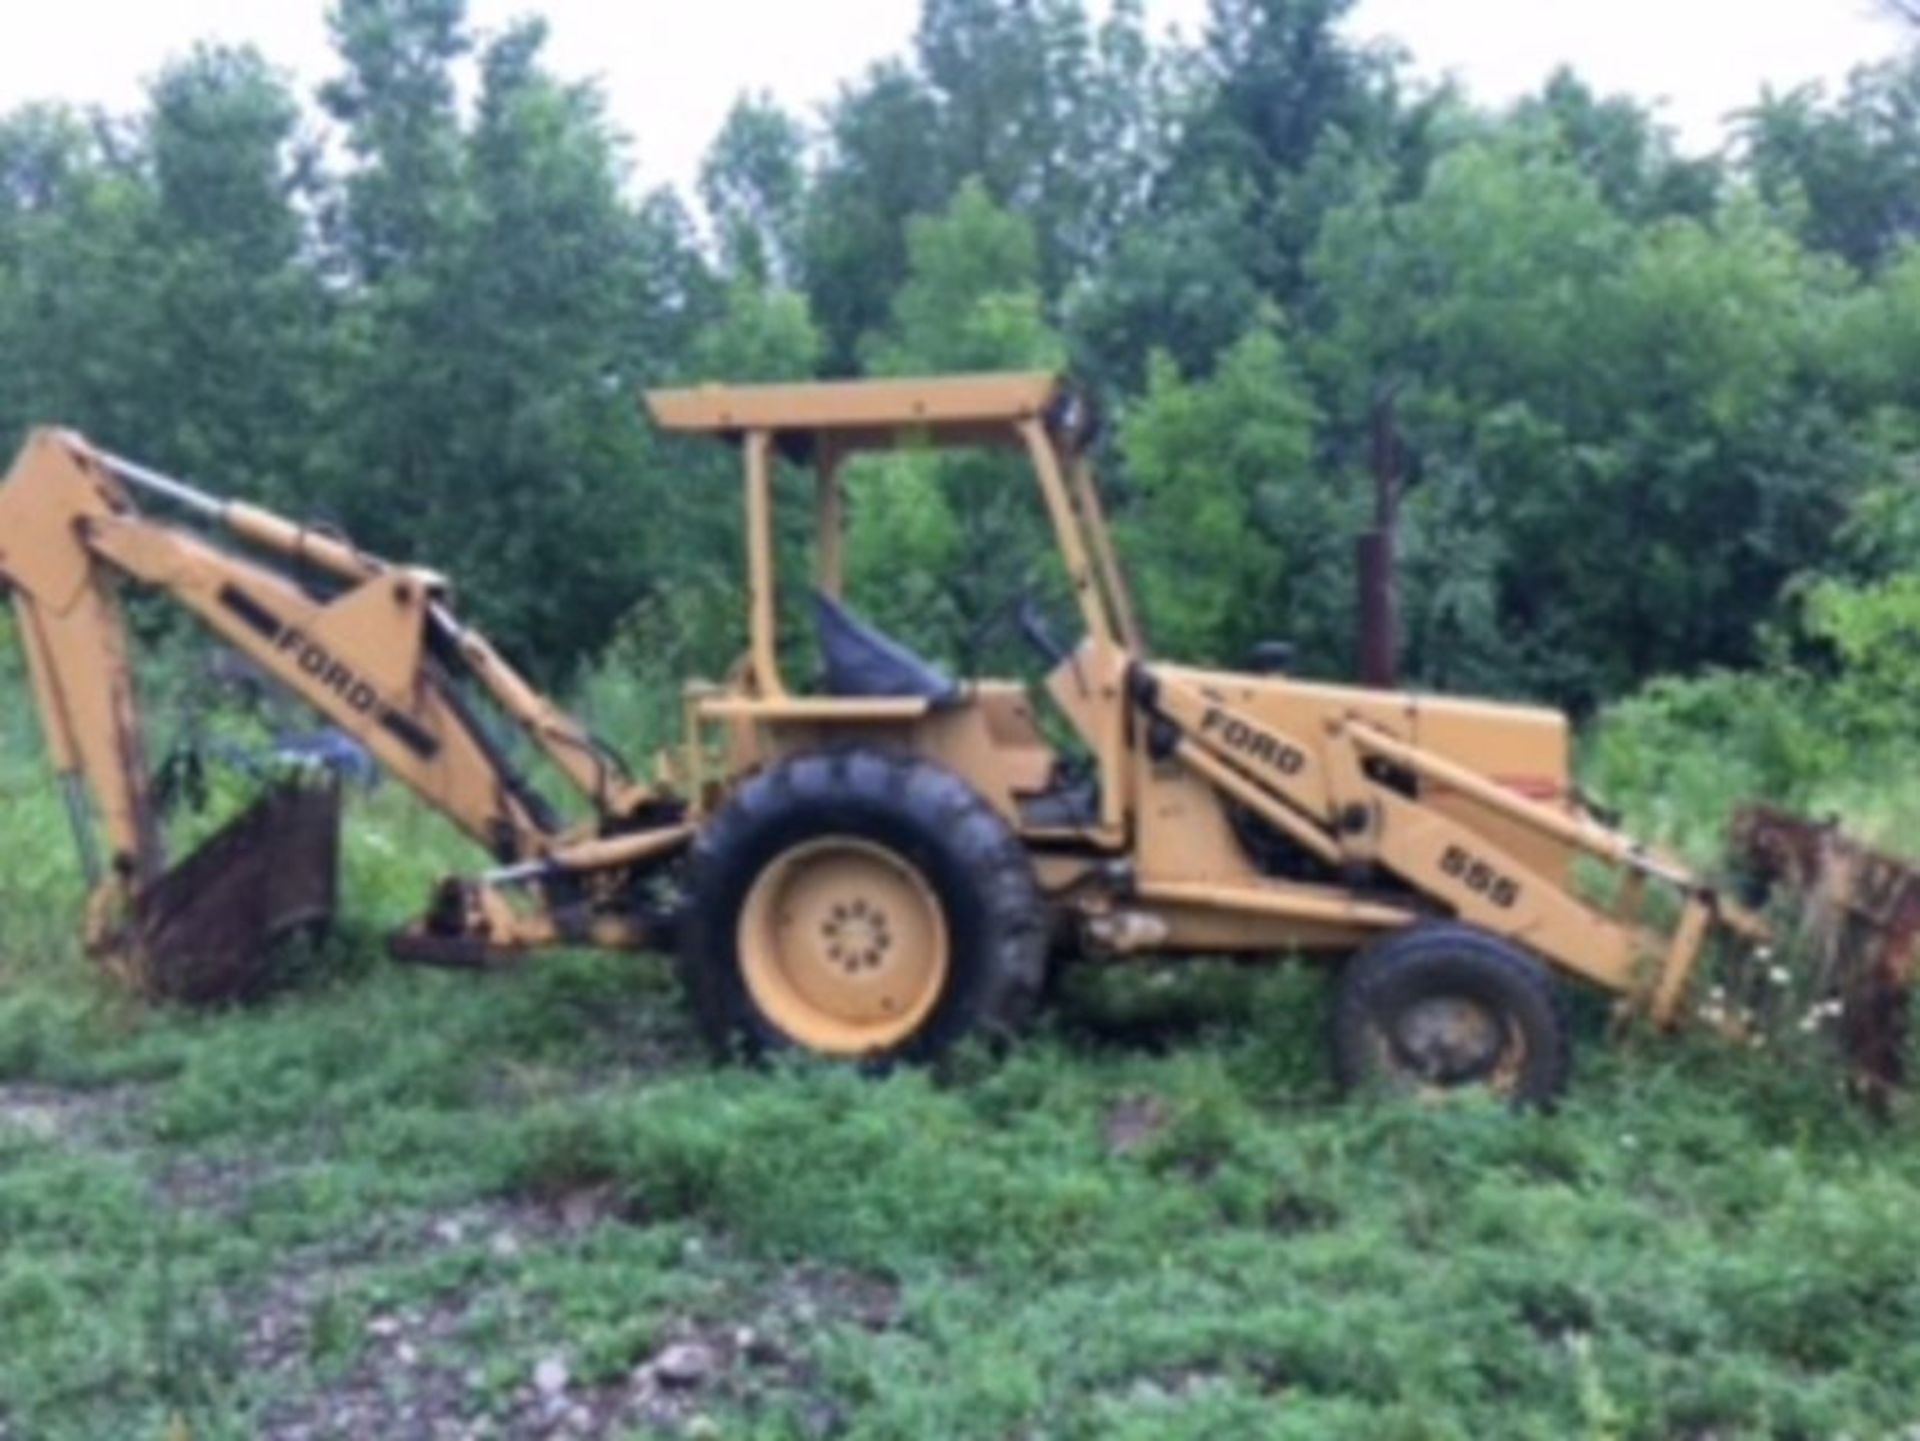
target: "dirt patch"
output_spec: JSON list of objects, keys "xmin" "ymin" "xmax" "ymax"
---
[
  {"xmin": 1102, "ymin": 1093, "xmax": 1170, "ymax": 1155},
  {"xmin": 774, "ymin": 1263, "xmax": 901, "ymax": 1336},
  {"xmin": 238, "ymin": 1207, "xmax": 899, "ymax": 1439},
  {"xmin": 0, "ymin": 1079, "xmax": 275, "ymax": 1217},
  {"xmin": 0, "ymin": 1081, "xmax": 144, "ymax": 1146},
  {"xmin": 151, "ymin": 1149, "xmax": 279, "ymax": 1216},
  {"xmin": 0, "ymin": 1073, "xmax": 902, "ymax": 1441}
]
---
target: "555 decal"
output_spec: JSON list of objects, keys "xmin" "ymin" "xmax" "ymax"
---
[{"xmin": 1440, "ymin": 844, "xmax": 1522, "ymax": 909}]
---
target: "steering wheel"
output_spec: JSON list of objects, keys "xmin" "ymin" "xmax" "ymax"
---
[{"xmin": 1017, "ymin": 593, "xmax": 1068, "ymax": 666}]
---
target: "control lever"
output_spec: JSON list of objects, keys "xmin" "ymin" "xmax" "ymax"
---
[{"xmin": 1018, "ymin": 595, "xmax": 1068, "ymax": 666}]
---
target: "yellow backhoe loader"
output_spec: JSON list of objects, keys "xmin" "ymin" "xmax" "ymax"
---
[{"xmin": 0, "ymin": 373, "xmax": 1908, "ymax": 1103}]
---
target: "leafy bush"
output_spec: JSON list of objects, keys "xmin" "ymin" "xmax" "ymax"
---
[
  {"xmin": 1800, "ymin": 571, "xmax": 1920, "ymax": 745},
  {"xmin": 1587, "ymin": 564, "xmax": 1920, "ymax": 858}
]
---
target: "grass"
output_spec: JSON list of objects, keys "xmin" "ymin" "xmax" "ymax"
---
[{"xmin": 3, "ymin": 651, "xmax": 1920, "ymax": 1437}]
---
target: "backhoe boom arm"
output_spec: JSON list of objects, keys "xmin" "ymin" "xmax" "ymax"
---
[{"xmin": 0, "ymin": 429, "xmax": 684, "ymax": 980}]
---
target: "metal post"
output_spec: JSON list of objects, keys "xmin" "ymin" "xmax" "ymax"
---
[
  {"xmin": 1357, "ymin": 390, "xmax": 1402, "ymax": 688},
  {"xmin": 816, "ymin": 447, "xmax": 844, "ymax": 601},
  {"xmin": 744, "ymin": 430, "xmax": 786, "ymax": 697}
]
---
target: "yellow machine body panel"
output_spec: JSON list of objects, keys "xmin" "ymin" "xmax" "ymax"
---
[{"xmin": 1148, "ymin": 665, "xmax": 1577, "ymax": 890}]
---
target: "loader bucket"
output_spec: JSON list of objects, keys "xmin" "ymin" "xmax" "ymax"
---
[
  {"xmin": 1729, "ymin": 805, "xmax": 1920, "ymax": 1108},
  {"xmin": 121, "ymin": 779, "xmax": 342, "ymax": 1004}
]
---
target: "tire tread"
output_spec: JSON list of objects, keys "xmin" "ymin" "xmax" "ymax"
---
[
  {"xmin": 679, "ymin": 750, "xmax": 1046, "ymax": 1060},
  {"xmin": 1330, "ymin": 922, "xmax": 1572, "ymax": 1105}
]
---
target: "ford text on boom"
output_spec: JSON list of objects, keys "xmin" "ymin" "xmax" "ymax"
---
[
  {"xmin": 1200, "ymin": 706, "xmax": 1307, "ymax": 776},
  {"xmin": 276, "ymin": 628, "xmax": 382, "ymax": 715}
]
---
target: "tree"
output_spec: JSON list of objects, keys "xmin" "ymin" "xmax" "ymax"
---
[
  {"xmin": 1066, "ymin": 173, "xmax": 1265, "ymax": 393},
  {"xmin": 803, "ymin": 0, "xmax": 1163, "ymax": 368},
  {"xmin": 317, "ymin": 7, "xmax": 712, "ymax": 673},
  {"xmin": 861, "ymin": 180, "xmax": 1061, "ymax": 376},
  {"xmin": 1308, "ymin": 140, "xmax": 1625, "ymax": 698},
  {"xmin": 1066, "ymin": 0, "xmax": 1432, "ymax": 392},
  {"xmin": 1306, "ymin": 135, "xmax": 1630, "ymax": 489},
  {"xmin": 801, "ymin": 65, "xmax": 950, "ymax": 370},
  {"xmin": 1311, "ymin": 140, "xmax": 1871, "ymax": 704},
  {"xmin": 1741, "ymin": 58, "xmax": 1920, "ymax": 274},
  {"xmin": 0, "ymin": 107, "xmax": 153, "ymax": 446},
  {"xmin": 1172, "ymin": 0, "xmax": 1405, "ymax": 301},
  {"xmin": 0, "ymin": 52, "xmax": 325, "ymax": 503},
  {"xmin": 141, "ymin": 46, "xmax": 330, "ymax": 496},
  {"xmin": 1120, "ymin": 329, "xmax": 1352, "ymax": 672},
  {"xmin": 1197, "ymin": 0, "xmax": 1387, "ymax": 174},
  {"xmin": 319, "ymin": 0, "xmax": 469, "ymax": 282},
  {"xmin": 912, "ymin": 0, "xmax": 1159, "ymax": 288},
  {"xmin": 700, "ymin": 96, "xmax": 809, "ymax": 288},
  {"xmin": 1514, "ymin": 69, "xmax": 1720, "ymax": 221}
]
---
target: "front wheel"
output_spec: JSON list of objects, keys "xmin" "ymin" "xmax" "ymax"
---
[
  {"xmin": 678, "ymin": 751, "xmax": 1047, "ymax": 1062},
  {"xmin": 1330, "ymin": 923, "xmax": 1572, "ymax": 1106}
]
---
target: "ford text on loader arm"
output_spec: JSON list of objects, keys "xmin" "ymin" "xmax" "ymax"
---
[{"xmin": 0, "ymin": 376, "xmax": 1873, "ymax": 1105}]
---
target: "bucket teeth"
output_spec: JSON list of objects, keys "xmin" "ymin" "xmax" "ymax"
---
[{"xmin": 1729, "ymin": 804, "xmax": 1920, "ymax": 1108}]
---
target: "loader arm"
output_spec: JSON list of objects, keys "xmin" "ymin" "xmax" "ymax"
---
[
  {"xmin": 0, "ymin": 429, "xmax": 687, "ymax": 989},
  {"xmin": 1129, "ymin": 663, "xmax": 1763, "ymax": 1026}
]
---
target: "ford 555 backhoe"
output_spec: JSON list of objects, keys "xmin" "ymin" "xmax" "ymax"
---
[{"xmin": 1, "ymin": 373, "xmax": 1908, "ymax": 1104}]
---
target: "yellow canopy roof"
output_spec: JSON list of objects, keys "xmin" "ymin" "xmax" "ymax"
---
[{"xmin": 644, "ymin": 372, "xmax": 1061, "ymax": 455}]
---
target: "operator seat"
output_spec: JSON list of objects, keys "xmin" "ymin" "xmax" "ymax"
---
[{"xmin": 813, "ymin": 591, "xmax": 962, "ymax": 705}]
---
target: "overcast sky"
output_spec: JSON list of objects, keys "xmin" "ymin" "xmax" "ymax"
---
[{"xmin": 0, "ymin": 0, "xmax": 1907, "ymax": 197}]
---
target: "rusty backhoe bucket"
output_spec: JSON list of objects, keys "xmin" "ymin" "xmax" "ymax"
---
[
  {"xmin": 1728, "ymin": 805, "xmax": 1920, "ymax": 1107},
  {"xmin": 115, "ymin": 779, "xmax": 343, "ymax": 1004}
]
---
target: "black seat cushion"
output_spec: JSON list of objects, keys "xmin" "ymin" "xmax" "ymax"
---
[{"xmin": 814, "ymin": 591, "xmax": 961, "ymax": 705}]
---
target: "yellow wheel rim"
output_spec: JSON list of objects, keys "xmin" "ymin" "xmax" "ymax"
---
[
  {"xmin": 1372, "ymin": 995, "xmax": 1527, "ymax": 1099},
  {"xmin": 737, "ymin": 836, "xmax": 950, "ymax": 1055}
]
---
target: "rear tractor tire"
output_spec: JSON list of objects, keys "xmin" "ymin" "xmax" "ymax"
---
[
  {"xmin": 678, "ymin": 751, "xmax": 1047, "ymax": 1063},
  {"xmin": 1331, "ymin": 923, "xmax": 1572, "ymax": 1107}
]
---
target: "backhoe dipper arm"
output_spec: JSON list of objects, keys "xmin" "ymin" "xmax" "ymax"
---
[{"xmin": 1, "ymin": 440, "xmax": 161, "ymax": 898}]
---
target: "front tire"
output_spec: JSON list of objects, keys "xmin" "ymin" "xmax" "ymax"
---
[
  {"xmin": 1331, "ymin": 923, "xmax": 1572, "ymax": 1106},
  {"xmin": 678, "ymin": 751, "xmax": 1046, "ymax": 1062}
]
